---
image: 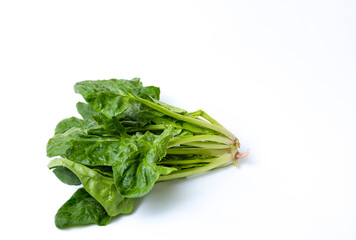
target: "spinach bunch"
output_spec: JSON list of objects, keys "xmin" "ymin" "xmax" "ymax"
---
[{"xmin": 47, "ymin": 78, "xmax": 246, "ymax": 228}]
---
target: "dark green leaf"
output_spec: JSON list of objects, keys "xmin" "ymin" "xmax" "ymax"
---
[
  {"xmin": 76, "ymin": 102, "xmax": 98, "ymax": 120},
  {"xmin": 49, "ymin": 158, "xmax": 135, "ymax": 217},
  {"xmin": 76, "ymin": 102, "xmax": 119, "ymax": 135},
  {"xmin": 92, "ymin": 114, "xmax": 127, "ymax": 137},
  {"xmin": 55, "ymin": 188, "xmax": 111, "ymax": 229},
  {"xmin": 113, "ymin": 125, "xmax": 176, "ymax": 198},
  {"xmin": 74, "ymin": 78, "xmax": 161, "ymax": 119},
  {"xmin": 47, "ymin": 128, "xmax": 82, "ymax": 158},
  {"xmin": 89, "ymin": 166, "xmax": 114, "ymax": 178},
  {"xmin": 53, "ymin": 166, "xmax": 81, "ymax": 185},
  {"xmin": 74, "ymin": 78, "xmax": 140, "ymax": 118},
  {"xmin": 139, "ymin": 85, "xmax": 160, "ymax": 100},
  {"xmin": 54, "ymin": 117, "xmax": 84, "ymax": 135},
  {"xmin": 47, "ymin": 127, "xmax": 120, "ymax": 166}
]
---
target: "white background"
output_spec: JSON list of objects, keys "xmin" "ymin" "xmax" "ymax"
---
[{"xmin": 0, "ymin": 0, "xmax": 355, "ymax": 239}]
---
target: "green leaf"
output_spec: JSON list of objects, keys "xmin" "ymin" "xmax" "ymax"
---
[
  {"xmin": 54, "ymin": 117, "xmax": 84, "ymax": 135},
  {"xmin": 76, "ymin": 102, "xmax": 123, "ymax": 136},
  {"xmin": 74, "ymin": 79, "xmax": 175, "ymax": 134},
  {"xmin": 115, "ymin": 197, "xmax": 135, "ymax": 214},
  {"xmin": 74, "ymin": 78, "xmax": 160, "ymax": 119},
  {"xmin": 48, "ymin": 158, "xmax": 135, "ymax": 217},
  {"xmin": 113, "ymin": 125, "xmax": 176, "ymax": 198},
  {"xmin": 92, "ymin": 114, "xmax": 127, "ymax": 137},
  {"xmin": 77, "ymin": 101, "xmax": 148, "ymax": 136},
  {"xmin": 74, "ymin": 78, "xmax": 139, "ymax": 118},
  {"xmin": 52, "ymin": 166, "xmax": 81, "ymax": 185},
  {"xmin": 47, "ymin": 128, "xmax": 81, "ymax": 158},
  {"xmin": 55, "ymin": 188, "xmax": 111, "ymax": 228},
  {"xmin": 76, "ymin": 102, "xmax": 98, "ymax": 120},
  {"xmin": 47, "ymin": 127, "xmax": 120, "ymax": 166},
  {"xmin": 138, "ymin": 85, "xmax": 160, "ymax": 100},
  {"xmin": 89, "ymin": 166, "xmax": 114, "ymax": 178}
]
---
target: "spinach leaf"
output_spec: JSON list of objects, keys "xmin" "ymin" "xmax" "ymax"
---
[
  {"xmin": 76, "ymin": 102, "xmax": 126, "ymax": 136},
  {"xmin": 89, "ymin": 166, "xmax": 114, "ymax": 178},
  {"xmin": 47, "ymin": 127, "xmax": 120, "ymax": 166},
  {"xmin": 48, "ymin": 158, "xmax": 135, "ymax": 217},
  {"xmin": 113, "ymin": 125, "xmax": 176, "ymax": 198},
  {"xmin": 52, "ymin": 166, "xmax": 81, "ymax": 185},
  {"xmin": 76, "ymin": 101, "xmax": 98, "ymax": 120},
  {"xmin": 138, "ymin": 85, "xmax": 160, "ymax": 100},
  {"xmin": 74, "ymin": 78, "xmax": 142, "ymax": 119},
  {"xmin": 47, "ymin": 78, "xmax": 245, "ymax": 228},
  {"xmin": 54, "ymin": 117, "xmax": 84, "ymax": 135},
  {"xmin": 92, "ymin": 114, "xmax": 127, "ymax": 137},
  {"xmin": 47, "ymin": 125, "xmax": 177, "ymax": 198},
  {"xmin": 47, "ymin": 128, "xmax": 82, "ymax": 158},
  {"xmin": 74, "ymin": 78, "xmax": 161, "ymax": 119},
  {"xmin": 55, "ymin": 188, "xmax": 111, "ymax": 228}
]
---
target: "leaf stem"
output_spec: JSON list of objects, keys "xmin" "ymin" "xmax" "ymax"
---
[
  {"xmin": 166, "ymin": 148, "xmax": 230, "ymax": 156},
  {"xmin": 189, "ymin": 110, "xmax": 224, "ymax": 127},
  {"xmin": 135, "ymin": 97, "xmax": 236, "ymax": 139},
  {"xmin": 158, "ymin": 153, "xmax": 233, "ymax": 181},
  {"xmin": 168, "ymin": 135, "xmax": 232, "ymax": 148},
  {"xmin": 181, "ymin": 142, "xmax": 230, "ymax": 149},
  {"xmin": 159, "ymin": 157, "xmax": 217, "ymax": 165}
]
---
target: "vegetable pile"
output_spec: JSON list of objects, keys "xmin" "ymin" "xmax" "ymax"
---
[{"xmin": 47, "ymin": 78, "xmax": 247, "ymax": 228}]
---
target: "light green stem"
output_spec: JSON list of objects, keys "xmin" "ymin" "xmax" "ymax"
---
[
  {"xmin": 168, "ymin": 135, "xmax": 232, "ymax": 148},
  {"xmin": 135, "ymin": 97, "xmax": 235, "ymax": 139},
  {"xmin": 166, "ymin": 148, "xmax": 230, "ymax": 156},
  {"xmin": 189, "ymin": 110, "xmax": 224, "ymax": 127},
  {"xmin": 158, "ymin": 153, "xmax": 233, "ymax": 181},
  {"xmin": 159, "ymin": 157, "xmax": 217, "ymax": 165},
  {"xmin": 182, "ymin": 142, "xmax": 230, "ymax": 149}
]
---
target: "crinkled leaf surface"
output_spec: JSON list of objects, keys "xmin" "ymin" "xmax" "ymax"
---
[
  {"xmin": 55, "ymin": 117, "xmax": 85, "ymax": 135},
  {"xmin": 48, "ymin": 158, "xmax": 135, "ymax": 217},
  {"xmin": 47, "ymin": 127, "xmax": 121, "ymax": 166},
  {"xmin": 74, "ymin": 78, "xmax": 159, "ymax": 119},
  {"xmin": 76, "ymin": 102, "xmax": 127, "ymax": 136},
  {"xmin": 52, "ymin": 166, "xmax": 81, "ymax": 185},
  {"xmin": 113, "ymin": 125, "xmax": 176, "ymax": 198},
  {"xmin": 92, "ymin": 114, "xmax": 127, "ymax": 137},
  {"xmin": 76, "ymin": 101, "xmax": 98, "ymax": 120},
  {"xmin": 47, "ymin": 125, "xmax": 177, "ymax": 198},
  {"xmin": 55, "ymin": 188, "xmax": 111, "ymax": 228},
  {"xmin": 74, "ymin": 79, "xmax": 172, "ymax": 131}
]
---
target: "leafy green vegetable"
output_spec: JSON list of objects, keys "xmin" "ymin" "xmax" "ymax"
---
[
  {"xmin": 47, "ymin": 126, "xmax": 176, "ymax": 197},
  {"xmin": 112, "ymin": 125, "xmax": 176, "ymax": 198},
  {"xmin": 55, "ymin": 188, "xmax": 111, "ymax": 228},
  {"xmin": 55, "ymin": 117, "xmax": 84, "ymax": 135},
  {"xmin": 52, "ymin": 166, "xmax": 81, "ymax": 185},
  {"xmin": 74, "ymin": 78, "xmax": 160, "ymax": 119},
  {"xmin": 48, "ymin": 158, "xmax": 135, "ymax": 217},
  {"xmin": 47, "ymin": 78, "xmax": 247, "ymax": 228},
  {"xmin": 47, "ymin": 127, "xmax": 120, "ymax": 166}
]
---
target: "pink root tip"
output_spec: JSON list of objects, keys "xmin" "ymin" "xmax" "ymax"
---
[{"xmin": 235, "ymin": 151, "xmax": 249, "ymax": 159}]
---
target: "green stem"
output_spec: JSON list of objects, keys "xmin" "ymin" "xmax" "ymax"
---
[
  {"xmin": 158, "ymin": 153, "xmax": 233, "ymax": 181},
  {"xmin": 159, "ymin": 157, "xmax": 217, "ymax": 165},
  {"xmin": 168, "ymin": 135, "xmax": 232, "ymax": 148},
  {"xmin": 182, "ymin": 142, "xmax": 230, "ymax": 149},
  {"xmin": 135, "ymin": 97, "xmax": 235, "ymax": 139},
  {"xmin": 166, "ymin": 148, "xmax": 230, "ymax": 156},
  {"xmin": 189, "ymin": 110, "xmax": 224, "ymax": 127}
]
